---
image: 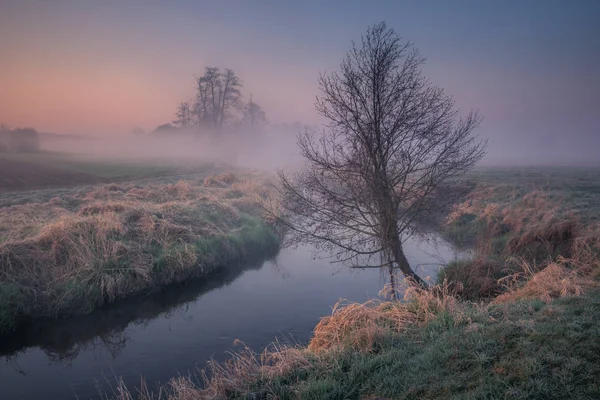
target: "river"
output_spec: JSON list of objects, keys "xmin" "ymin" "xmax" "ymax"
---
[{"xmin": 0, "ymin": 235, "xmax": 462, "ymax": 400}]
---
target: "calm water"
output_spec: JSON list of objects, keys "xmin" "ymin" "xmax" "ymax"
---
[{"xmin": 0, "ymin": 236, "xmax": 462, "ymax": 400}]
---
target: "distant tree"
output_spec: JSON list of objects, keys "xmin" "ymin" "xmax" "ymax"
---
[
  {"xmin": 5, "ymin": 127, "xmax": 40, "ymax": 152},
  {"xmin": 242, "ymin": 95, "xmax": 267, "ymax": 131},
  {"xmin": 217, "ymin": 68, "xmax": 243, "ymax": 130},
  {"xmin": 173, "ymin": 102, "xmax": 193, "ymax": 128},
  {"xmin": 194, "ymin": 68, "xmax": 217, "ymax": 128},
  {"xmin": 272, "ymin": 23, "xmax": 485, "ymax": 292},
  {"xmin": 193, "ymin": 67, "xmax": 243, "ymax": 132}
]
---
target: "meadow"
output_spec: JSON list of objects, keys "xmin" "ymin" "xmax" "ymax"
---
[
  {"xmin": 109, "ymin": 166, "xmax": 600, "ymax": 399},
  {"xmin": 0, "ymin": 152, "xmax": 281, "ymax": 334},
  {"xmin": 439, "ymin": 166, "xmax": 600, "ymax": 299}
]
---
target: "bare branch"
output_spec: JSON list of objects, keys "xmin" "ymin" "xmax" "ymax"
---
[{"xmin": 270, "ymin": 22, "xmax": 486, "ymax": 288}]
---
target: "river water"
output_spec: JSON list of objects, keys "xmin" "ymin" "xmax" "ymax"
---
[{"xmin": 0, "ymin": 236, "xmax": 462, "ymax": 400}]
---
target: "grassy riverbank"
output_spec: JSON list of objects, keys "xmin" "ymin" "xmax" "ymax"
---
[
  {"xmin": 439, "ymin": 166, "xmax": 600, "ymax": 300},
  {"xmin": 113, "ymin": 286, "xmax": 600, "ymax": 399},
  {"xmin": 111, "ymin": 166, "xmax": 600, "ymax": 399},
  {"xmin": 0, "ymin": 170, "xmax": 280, "ymax": 334}
]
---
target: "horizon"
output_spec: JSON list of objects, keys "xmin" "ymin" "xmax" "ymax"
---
[{"xmin": 1, "ymin": 0, "xmax": 599, "ymax": 166}]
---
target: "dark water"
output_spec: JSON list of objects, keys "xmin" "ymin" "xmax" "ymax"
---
[{"xmin": 0, "ymin": 236, "xmax": 462, "ymax": 400}]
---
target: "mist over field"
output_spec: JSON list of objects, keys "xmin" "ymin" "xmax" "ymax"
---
[
  {"xmin": 1, "ymin": 2, "xmax": 600, "ymax": 400},
  {"xmin": 1, "ymin": 1, "xmax": 599, "ymax": 168},
  {"xmin": 38, "ymin": 128, "xmax": 304, "ymax": 171}
]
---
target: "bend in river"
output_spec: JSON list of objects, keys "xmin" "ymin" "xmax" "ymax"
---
[{"xmin": 1, "ymin": 235, "xmax": 464, "ymax": 400}]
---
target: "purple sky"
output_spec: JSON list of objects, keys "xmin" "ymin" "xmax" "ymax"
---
[{"xmin": 1, "ymin": 0, "xmax": 599, "ymax": 165}]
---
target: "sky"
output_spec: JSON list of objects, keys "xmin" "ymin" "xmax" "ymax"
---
[{"xmin": 1, "ymin": 0, "xmax": 599, "ymax": 165}]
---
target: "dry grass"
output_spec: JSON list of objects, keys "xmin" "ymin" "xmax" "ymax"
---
[
  {"xmin": 109, "ymin": 281, "xmax": 471, "ymax": 400},
  {"xmin": 494, "ymin": 257, "xmax": 598, "ymax": 304},
  {"xmin": 449, "ymin": 190, "xmax": 581, "ymax": 259},
  {"xmin": 308, "ymin": 279, "xmax": 464, "ymax": 353},
  {"xmin": 199, "ymin": 340, "xmax": 311, "ymax": 399},
  {"xmin": 443, "ymin": 183, "xmax": 600, "ymax": 302},
  {"xmin": 203, "ymin": 172, "xmax": 237, "ymax": 187},
  {"xmin": 110, "ymin": 340, "xmax": 312, "ymax": 400},
  {"xmin": 0, "ymin": 171, "xmax": 280, "ymax": 333}
]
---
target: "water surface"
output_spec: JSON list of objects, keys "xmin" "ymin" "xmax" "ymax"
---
[{"xmin": 0, "ymin": 236, "xmax": 461, "ymax": 400}]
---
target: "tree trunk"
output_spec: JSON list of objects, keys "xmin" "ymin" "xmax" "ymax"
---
[
  {"xmin": 388, "ymin": 265, "xmax": 397, "ymax": 300},
  {"xmin": 394, "ymin": 243, "xmax": 428, "ymax": 289}
]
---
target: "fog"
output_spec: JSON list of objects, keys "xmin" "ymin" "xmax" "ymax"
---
[
  {"xmin": 1, "ymin": 1, "xmax": 599, "ymax": 168},
  {"xmin": 38, "ymin": 128, "xmax": 306, "ymax": 172}
]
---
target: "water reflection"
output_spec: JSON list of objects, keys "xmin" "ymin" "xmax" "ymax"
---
[
  {"xmin": 0, "ymin": 236, "xmax": 462, "ymax": 400},
  {"xmin": 0, "ymin": 257, "xmax": 270, "ymax": 366}
]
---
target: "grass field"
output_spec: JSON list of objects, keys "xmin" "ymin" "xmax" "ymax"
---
[
  {"xmin": 0, "ymin": 153, "xmax": 281, "ymax": 334},
  {"xmin": 437, "ymin": 166, "xmax": 600, "ymax": 300},
  {"xmin": 109, "ymin": 165, "xmax": 600, "ymax": 400},
  {"xmin": 0, "ymin": 152, "xmax": 194, "ymax": 193},
  {"xmin": 465, "ymin": 166, "xmax": 600, "ymax": 222}
]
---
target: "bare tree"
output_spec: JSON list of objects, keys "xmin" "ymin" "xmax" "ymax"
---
[
  {"xmin": 242, "ymin": 95, "xmax": 267, "ymax": 131},
  {"xmin": 217, "ymin": 68, "xmax": 243, "ymax": 130},
  {"xmin": 174, "ymin": 101, "xmax": 193, "ymax": 128},
  {"xmin": 195, "ymin": 67, "xmax": 220, "ymax": 129},
  {"xmin": 274, "ymin": 22, "xmax": 485, "ymax": 290},
  {"xmin": 193, "ymin": 67, "xmax": 242, "ymax": 131}
]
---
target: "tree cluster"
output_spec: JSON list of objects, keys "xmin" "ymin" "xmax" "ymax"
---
[{"xmin": 170, "ymin": 67, "xmax": 267, "ymax": 133}]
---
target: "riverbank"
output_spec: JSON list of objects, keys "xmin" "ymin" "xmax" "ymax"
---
[
  {"xmin": 0, "ymin": 170, "xmax": 280, "ymax": 334},
  {"xmin": 112, "ymin": 286, "xmax": 600, "ymax": 399},
  {"xmin": 111, "ymin": 167, "xmax": 600, "ymax": 399},
  {"xmin": 439, "ymin": 167, "xmax": 600, "ymax": 300}
]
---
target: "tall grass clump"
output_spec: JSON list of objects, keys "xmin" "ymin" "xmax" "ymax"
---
[
  {"xmin": 0, "ymin": 172, "xmax": 281, "ymax": 333},
  {"xmin": 441, "ymin": 183, "xmax": 600, "ymax": 300}
]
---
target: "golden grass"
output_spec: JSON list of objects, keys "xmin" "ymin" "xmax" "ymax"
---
[
  {"xmin": 494, "ymin": 257, "xmax": 598, "ymax": 304},
  {"xmin": 444, "ymin": 183, "xmax": 600, "ymax": 302},
  {"xmin": 0, "ymin": 171, "xmax": 280, "ymax": 330},
  {"xmin": 308, "ymin": 279, "xmax": 464, "ymax": 353},
  {"xmin": 111, "ymin": 340, "xmax": 311, "ymax": 400}
]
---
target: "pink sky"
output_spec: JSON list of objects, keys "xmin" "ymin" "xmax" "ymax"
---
[{"xmin": 1, "ymin": 1, "xmax": 598, "ymax": 164}]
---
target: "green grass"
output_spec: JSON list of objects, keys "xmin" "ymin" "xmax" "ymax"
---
[{"xmin": 241, "ymin": 291, "xmax": 600, "ymax": 400}]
